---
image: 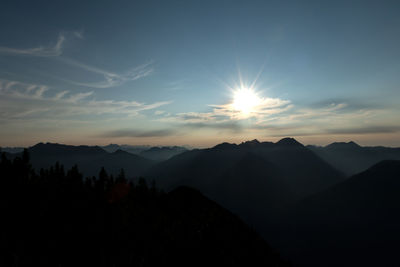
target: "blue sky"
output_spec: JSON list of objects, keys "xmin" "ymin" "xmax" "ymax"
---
[{"xmin": 0, "ymin": 0, "xmax": 400, "ymax": 147}]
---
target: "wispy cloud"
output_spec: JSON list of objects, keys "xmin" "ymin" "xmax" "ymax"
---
[
  {"xmin": 158, "ymin": 93, "xmax": 398, "ymax": 139},
  {"xmin": 325, "ymin": 125, "xmax": 400, "ymax": 135},
  {"xmin": 183, "ymin": 121, "xmax": 243, "ymax": 133},
  {"xmin": 0, "ymin": 79, "xmax": 170, "ymax": 121},
  {"xmin": 73, "ymin": 30, "xmax": 85, "ymax": 39},
  {"xmin": 101, "ymin": 129, "xmax": 176, "ymax": 138},
  {"xmin": 0, "ymin": 31, "xmax": 153, "ymax": 89},
  {"xmin": 161, "ymin": 95, "xmax": 292, "ymax": 125},
  {"xmin": 33, "ymin": 86, "xmax": 49, "ymax": 98},
  {"xmin": 0, "ymin": 34, "xmax": 65, "ymax": 57},
  {"xmin": 62, "ymin": 60, "xmax": 154, "ymax": 88}
]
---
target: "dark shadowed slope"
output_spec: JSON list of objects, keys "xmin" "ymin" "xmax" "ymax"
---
[
  {"xmin": 308, "ymin": 141, "xmax": 400, "ymax": 176},
  {"xmin": 101, "ymin": 144, "xmax": 150, "ymax": 154},
  {"xmin": 0, "ymin": 147, "xmax": 25, "ymax": 153},
  {"xmin": 139, "ymin": 146, "xmax": 188, "ymax": 161},
  {"xmin": 0, "ymin": 153, "xmax": 290, "ymax": 266},
  {"xmin": 147, "ymin": 138, "xmax": 344, "ymax": 198},
  {"xmin": 145, "ymin": 138, "xmax": 344, "ymax": 230},
  {"xmin": 250, "ymin": 138, "xmax": 345, "ymax": 197},
  {"xmin": 27, "ymin": 143, "xmax": 154, "ymax": 178},
  {"xmin": 281, "ymin": 160, "xmax": 400, "ymax": 267}
]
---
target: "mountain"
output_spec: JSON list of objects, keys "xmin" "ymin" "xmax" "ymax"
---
[
  {"xmin": 308, "ymin": 141, "xmax": 400, "ymax": 176},
  {"xmin": 146, "ymin": 138, "xmax": 345, "ymax": 227},
  {"xmin": 280, "ymin": 160, "xmax": 400, "ymax": 266},
  {"xmin": 25, "ymin": 143, "xmax": 154, "ymax": 178},
  {"xmin": 148, "ymin": 138, "xmax": 344, "ymax": 195},
  {"xmin": 139, "ymin": 146, "xmax": 188, "ymax": 161},
  {"xmin": 0, "ymin": 146, "xmax": 25, "ymax": 154},
  {"xmin": 101, "ymin": 144, "xmax": 188, "ymax": 161},
  {"xmin": 0, "ymin": 154, "xmax": 290, "ymax": 266},
  {"xmin": 101, "ymin": 144, "xmax": 151, "ymax": 154}
]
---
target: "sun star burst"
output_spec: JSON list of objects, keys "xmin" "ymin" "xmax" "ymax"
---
[{"xmin": 232, "ymin": 87, "xmax": 261, "ymax": 115}]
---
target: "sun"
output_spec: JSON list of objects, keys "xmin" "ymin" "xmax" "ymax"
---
[{"xmin": 232, "ymin": 87, "xmax": 261, "ymax": 115}]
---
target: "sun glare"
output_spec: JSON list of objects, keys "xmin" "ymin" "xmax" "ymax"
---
[{"xmin": 232, "ymin": 87, "xmax": 261, "ymax": 115}]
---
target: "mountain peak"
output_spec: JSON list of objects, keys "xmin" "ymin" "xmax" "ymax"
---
[
  {"xmin": 213, "ymin": 142, "xmax": 237, "ymax": 150},
  {"xmin": 326, "ymin": 141, "xmax": 360, "ymax": 149},
  {"xmin": 348, "ymin": 141, "xmax": 360, "ymax": 147},
  {"xmin": 276, "ymin": 137, "xmax": 303, "ymax": 147},
  {"xmin": 113, "ymin": 149, "xmax": 130, "ymax": 155},
  {"xmin": 239, "ymin": 139, "xmax": 261, "ymax": 147},
  {"xmin": 30, "ymin": 142, "xmax": 106, "ymax": 154}
]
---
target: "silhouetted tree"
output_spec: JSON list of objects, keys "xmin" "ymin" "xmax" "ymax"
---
[{"xmin": 0, "ymin": 151, "xmax": 290, "ymax": 267}]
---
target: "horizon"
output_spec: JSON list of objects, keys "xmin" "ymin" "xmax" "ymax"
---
[
  {"xmin": 1, "ymin": 1, "xmax": 400, "ymax": 147},
  {"xmin": 2, "ymin": 136, "xmax": 400, "ymax": 150}
]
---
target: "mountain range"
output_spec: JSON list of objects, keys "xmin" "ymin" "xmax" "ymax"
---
[
  {"xmin": 145, "ymin": 138, "xmax": 345, "ymax": 226},
  {"xmin": 2, "ymin": 143, "xmax": 188, "ymax": 178},
  {"xmin": 2, "ymin": 138, "xmax": 400, "ymax": 266},
  {"xmin": 24, "ymin": 143, "xmax": 153, "ymax": 178},
  {"xmin": 101, "ymin": 144, "xmax": 188, "ymax": 161},
  {"xmin": 308, "ymin": 141, "xmax": 400, "ymax": 176}
]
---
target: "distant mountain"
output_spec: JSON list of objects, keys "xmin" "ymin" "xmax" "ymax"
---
[
  {"xmin": 139, "ymin": 146, "xmax": 188, "ymax": 161},
  {"xmin": 101, "ymin": 144, "xmax": 188, "ymax": 161},
  {"xmin": 146, "ymin": 138, "xmax": 345, "ymax": 226},
  {"xmin": 21, "ymin": 143, "xmax": 154, "ymax": 178},
  {"xmin": 149, "ymin": 138, "xmax": 344, "ymax": 195},
  {"xmin": 0, "ymin": 146, "xmax": 25, "ymax": 154},
  {"xmin": 308, "ymin": 141, "xmax": 400, "ymax": 176},
  {"xmin": 280, "ymin": 160, "xmax": 400, "ymax": 266},
  {"xmin": 101, "ymin": 144, "xmax": 150, "ymax": 154}
]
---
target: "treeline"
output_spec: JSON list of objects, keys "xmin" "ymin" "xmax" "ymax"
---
[
  {"xmin": 0, "ymin": 150, "xmax": 289, "ymax": 266},
  {"xmin": 0, "ymin": 150, "xmax": 162, "ymax": 266}
]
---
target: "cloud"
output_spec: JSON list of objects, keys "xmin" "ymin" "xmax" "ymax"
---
[
  {"xmin": 67, "ymin": 91, "xmax": 94, "ymax": 102},
  {"xmin": 210, "ymin": 97, "xmax": 292, "ymax": 120},
  {"xmin": 54, "ymin": 90, "xmax": 69, "ymax": 100},
  {"xmin": 33, "ymin": 86, "xmax": 49, "ymax": 98},
  {"xmin": 308, "ymin": 98, "xmax": 382, "ymax": 111},
  {"xmin": 154, "ymin": 110, "xmax": 166, "ymax": 115},
  {"xmin": 183, "ymin": 121, "xmax": 243, "ymax": 133},
  {"xmin": 73, "ymin": 30, "xmax": 85, "ymax": 39},
  {"xmin": 325, "ymin": 125, "xmax": 400, "ymax": 135},
  {"xmin": 157, "ymin": 90, "xmax": 400, "ymax": 139},
  {"xmin": 0, "ymin": 79, "xmax": 170, "ymax": 121},
  {"xmin": 260, "ymin": 125, "xmax": 400, "ymax": 138},
  {"xmin": 59, "ymin": 59, "xmax": 154, "ymax": 88},
  {"xmin": 0, "ymin": 31, "xmax": 152, "ymax": 89},
  {"xmin": 160, "ymin": 95, "xmax": 292, "ymax": 128},
  {"xmin": 0, "ymin": 34, "xmax": 65, "ymax": 57},
  {"xmin": 101, "ymin": 129, "xmax": 176, "ymax": 138}
]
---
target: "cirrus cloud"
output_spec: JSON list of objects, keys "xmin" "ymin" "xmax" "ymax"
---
[{"xmin": 0, "ymin": 79, "xmax": 171, "ymax": 121}]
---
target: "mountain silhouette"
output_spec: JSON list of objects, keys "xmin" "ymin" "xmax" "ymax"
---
[
  {"xmin": 146, "ymin": 137, "xmax": 345, "ymax": 231},
  {"xmin": 0, "ymin": 146, "xmax": 24, "ymax": 154},
  {"xmin": 3, "ymin": 139, "xmax": 400, "ymax": 266},
  {"xmin": 24, "ymin": 142, "xmax": 154, "ymax": 178},
  {"xmin": 100, "ymin": 144, "xmax": 188, "ymax": 161},
  {"xmin": 280, "ymin": 160, "xmax": 400, "ymax": 266},
  {"xmin": 0, "ymin": 152, "xmax": 290, "ymax": 266},
  {"xmin": 308, "ymin": 141, "xmax": 400, "ymax": 176},
  {"xmin": 149, "ymin": 138, "xmax": 344, "ymax": 195},
  {"xmin": 139, "ymin": 146, "xmax": 188, "ymax": 161},
  {"xmin": 101, "ymin": 143, "xmax": 151, "ymax": 154}
]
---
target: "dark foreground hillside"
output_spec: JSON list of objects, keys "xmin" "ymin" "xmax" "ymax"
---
[
  {"xmin": 0, "ymin": 151, "xmax": 288, "ymax": 267},
  {"xmin": 278, "ymin": 160, "xmax": 400, "ymax": 267}
]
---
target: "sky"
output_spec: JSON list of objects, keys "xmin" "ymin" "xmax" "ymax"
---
[{"xmin": 0, "ymin": 0, "xmax": 400, "ymax": 147}]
